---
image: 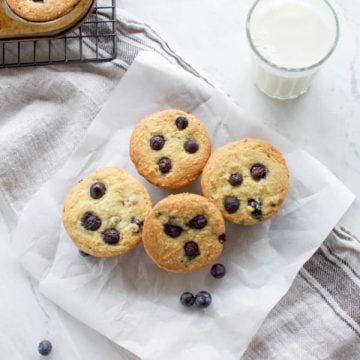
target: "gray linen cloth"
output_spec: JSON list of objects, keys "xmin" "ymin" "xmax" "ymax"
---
[
  {"xmin": 243, "ymin": 226, "xmax": 360, "ymax": 360},
  {"xmin": 0, "ymin": 8, "xmax": 359, "ymax": 360}
]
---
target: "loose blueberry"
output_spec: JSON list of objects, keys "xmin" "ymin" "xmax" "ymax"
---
[
  {"xmin": 187, "ymin": 215, "xmax": 207, "ymax": 230},
  {"xmin": 150, "ymin": 135, "xmax": 165, "ymax": 150},
  {"xmin": 228, "ymin": 173, "xmax": 243, "ymax": 186},
  {"xmin": 218, "ymin": 233, "xmax": 226, "ymax": 244},
  {"xmin": 223, "ymin": 196, "xmax": 240, "ymax": 214},
  {"xmin": 158, "ymin": 157, "xmax": 172, "ymax": 174},
  {"xmin": 79, "ymin": 250, "xmax": 90, "ymax": 257},
  {"xmin": 211, "ymin": 263, "xmax": 226, "ymax": 279},
  {"xmin": 184, "ymin": 241, "xmax": 200, "ymax": 260},
  {"xmin": 175, "ymin": 116, "xmax": 188, "ymax": 130},
  {"xmin": 81, "ymin": 212, "xmax": 102, "ymax": 231},
  {"xmin": 184, "ymin": 139, "xmax": 199, "ymax": 153},
  {"xmin": 164, "ymin": 223, "xmax": 183, "ymax": 238},
  {"xmin": 101, "ymin": 228, "xmax": 120, "ymax": 245},
  {"xmin": 250, "ymin": 163, "xmax": 267, "ymax": 181},
  {"xmin": 195, "ymin": 291, "xmax": 212, "ymax": 308},
  {"xmin": 90, "ymin": 182, "xmax": 106, "ymax": 199},
  {"xmin": 180, "ymin": 292, "xmax": 195, "ymax": 307},
  {"xmin": 38, "ymin": 340, "xmax": 52, "ymax": 356}
]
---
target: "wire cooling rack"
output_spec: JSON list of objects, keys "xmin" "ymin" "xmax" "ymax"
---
[{"xmin": 0, "ymin": 0, "xmax": 117, "ymax": 68}]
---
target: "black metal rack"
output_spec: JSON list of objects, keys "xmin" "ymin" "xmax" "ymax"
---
[{"xmin": 0, "ymin": 0, "xmax": 117, "ymax": 68}]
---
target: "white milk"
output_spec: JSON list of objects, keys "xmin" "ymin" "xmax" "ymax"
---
[{"xmin": 248, "ymin": 0, "xmax": 338, "ymax": 99}]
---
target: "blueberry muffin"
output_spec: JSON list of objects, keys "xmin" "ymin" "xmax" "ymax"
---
[
  {"xmin": 201, "ymin": 138, "xmax": 289, "ymax": 225},
  {"xmin": 6, "ymin": 0, "xmax": 81, "ymax": 22},
  {"xmin": 142, "ymin": 193, "xmax": 226, "ymax": 273},
  {"xmin": 129, "ymin": 109, "xmax": 211, "ymax": 189},
  {"xmin": 62, "ymin": 167, "xmax": 152, "ymax": 257}
]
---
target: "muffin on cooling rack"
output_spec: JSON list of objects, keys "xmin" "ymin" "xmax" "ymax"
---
[{"xmin": 6, "ymin": 0, "xmax": 82, "ymax": 22}]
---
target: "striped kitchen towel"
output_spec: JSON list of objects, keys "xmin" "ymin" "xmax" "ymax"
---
[
  {"xmin": 243, "ymin": 226, "xmax": 360, "ymax": 359},
  {"xmin": 0, "ymin": 7, "xmax": 359, "ymax": 359}
]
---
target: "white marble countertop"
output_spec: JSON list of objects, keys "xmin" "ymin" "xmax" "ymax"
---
[{"xmin": 2, "ymin": 0, "xmax": 359, "ymax": 358}]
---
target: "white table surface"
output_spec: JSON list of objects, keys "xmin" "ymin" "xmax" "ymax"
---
[{"xmin": 2, "ymin": 0, "xmax": 359, "ymax": 358}]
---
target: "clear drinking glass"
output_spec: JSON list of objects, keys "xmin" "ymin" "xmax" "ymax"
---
[{"xmin": 246, "ymin": 0, "xmax": 339, "ymax": 100}]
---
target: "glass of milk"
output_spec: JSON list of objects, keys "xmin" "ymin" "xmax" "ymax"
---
[{"xmin": 246, "ymin": 0, "xmax": 339, "ymax": 100}]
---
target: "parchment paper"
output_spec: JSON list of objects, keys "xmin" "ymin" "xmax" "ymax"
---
[{"xmin": 12, "ymin": 52, "xmax": 355, "ymax": 360}]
